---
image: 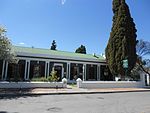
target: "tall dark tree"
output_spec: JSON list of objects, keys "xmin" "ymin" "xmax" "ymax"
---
[
  {"xmin": 75, "ymin": 45, "xmax": 86, "ymax": 54},
  {"xmin": 105, "ymin": 0, "xmax": 137, "ymax": 80},
  {"xmin": 50, "ymin": 40, "xmax": 57, "ymax": 50}
]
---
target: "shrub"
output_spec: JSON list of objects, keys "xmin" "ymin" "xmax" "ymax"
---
[
  {"xmin": 31, "ymin": 77, "xmax": 48, "ymax": 82},
  {"xmin": 47, "ymin": 68, "xmax": 59, "ymax": 82}
]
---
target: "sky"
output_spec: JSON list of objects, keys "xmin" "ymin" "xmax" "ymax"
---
[{"xmin": 0, "ymin": 0, "xmax": 150, "ymax": 55}]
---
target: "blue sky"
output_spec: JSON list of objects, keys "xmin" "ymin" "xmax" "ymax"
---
[{"xmin": 0, "ymin": 0, "xmax": 150, "ymax": 55}]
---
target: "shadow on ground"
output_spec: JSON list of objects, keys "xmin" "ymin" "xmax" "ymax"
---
[
  {"xmin": 0, "ymin": 94, "xmax": 40, "ymax": 100},
  {"xmin": 0, "ymin": 111, "xmax": 19, "ymax": 113},
  {"xmin": 0, "ymin": 88, "xmax": 41, "ymax": 100}
]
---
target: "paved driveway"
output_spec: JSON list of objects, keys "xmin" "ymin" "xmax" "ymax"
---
[{"xmin": 0, "ymin": 92, "xmax": 150, "ymax": 113}]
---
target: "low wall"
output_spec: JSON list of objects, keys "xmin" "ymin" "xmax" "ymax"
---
[
  {"xmin": 77, "ymin": 80, "xmax": 143, "ymax": 89},
  {"xmin": 0, "ymin": 82, "xmax": 67, "ymax": 89}
]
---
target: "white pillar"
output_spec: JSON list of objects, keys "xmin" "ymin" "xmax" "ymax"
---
[
  {"xmin": 45, "ymin": 61, "xmax": 48, "ymax": 78},
  {"xmin": 1, "ymin": 60, "xmax": 5, "ymax": 80},
  {"xmin": 99, "ymin": 65, "xmax": 101, "ymax": 81},
  {"xmin": 85, "ymin": 64, "xmax": 86, "ymax": 81},
  {"xmin": 27, "ymin": 60, "xmax": 30, "ymax": 80},
  {"xmin": 47, "ymin": 62, "xmax": 50, "ymax": 77},
  {"xmin": 147, "ymin": 74, "xmax": 149, "ymax": 86},
  {"xmin": 45, "ymin": 61, "xmax": 50, "ymax": 78},
  {"xmin": 66, "ymin": 62, "xmax": 68, "ymax": 79},
  {"xmin": 82, "ymin": 65, "xmax": 85, "ymax": 81},
  {"xmin": 67, "ymin": 63, "xmax": 70, "ymax": 80},
  {"xmin": 83, "ymin": 64, "xmax": 86, "ymax": 81},
  {"xmin": 62, "ymin": 67, "xmax": 64, "ymax": 79},
  {"xmin": 4, "ymin": 61, "xmax": 8, "ymax": 80},
  {"xmin": 2, "ymin": 60, "xmax": 5, "ymax": 80},
  {"xmin": 76, "ymin": 78, "xmax": 82, "ymax": 88},
  {"xmin": 24, "ymin": 60, "xmax": 27, "ymax": 80},
  {"xmin": 97, "ymin": 65, "xmax": 99, "ymax": 81},
  {"xmin": 97, "ymin": 65, "xmax": 101, "ymax": 81}
]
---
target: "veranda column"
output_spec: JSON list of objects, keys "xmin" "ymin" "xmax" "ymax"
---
[
  {"xmin": 97, "ymin": 65, "xmax": 101, "ymax": 81},
  {"xmin": 45, "ymin": 61, "xmax": 48, "ymax": 78},
  {"xmin": 99, "ymin": 65, "xmax": 101, "ymax": 80},
  {"xmin": 83, "ymin": 64, "xmax": 86, "ymax": 81},
  {"xmin": 82, "ymin": 65, "xmax": 85, "ymax": 81},
  {"xmin": 1, "ymin": 60, "xmax": 5, "ymax": 80},
  {"xmin": 85, "ymin": 64, "xmax": 86, "ymax": 81},
  {"xmin": 44, "ymin": 61, "xmax": 47, "ymax": 78},
  {"xmin": 97, "ymin": 65, "xmax": 99, "ymax": 81},
  {"xmin": 67, "ymin": 62, "xmax": 70, "ymax": 80},
  {"xmin": 66, "ymin": 62, "xmax": 70, "ymax": 80},
  {"xmin": 4, "ymin": 61, "xmax": 8, "ymax": 80},
  {"xmin": 47, "ymin": 62, "xmax": 50, "ymax": 77}
]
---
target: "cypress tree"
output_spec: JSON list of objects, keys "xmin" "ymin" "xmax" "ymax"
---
[
  {"xmin": 50, "ymin": 40, "xmax": 57, "ymax": 50},
  {"xmin": 75, "ymin": 45, "xmax": 86, "ymax": 54},
  {"xmin": 105, "ymin": 0, "xmax": 137, "ymax": 80}
]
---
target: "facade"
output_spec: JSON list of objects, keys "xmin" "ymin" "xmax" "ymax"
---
[{"xmin": 0, "ymin": 46, "xmax": 113, "ymax": 82}]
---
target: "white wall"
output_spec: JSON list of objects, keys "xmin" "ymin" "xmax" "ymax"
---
[
  {"xmin": 0, "ymin": 82, "xmax": 67, "ymax": 89},
  {"xmin": 77, "ymin": 80, "xmax": 143, "ymax": 89}
]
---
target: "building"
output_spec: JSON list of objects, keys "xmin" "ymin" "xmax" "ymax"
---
[{"xmin": 0, "ymin": 46, "xmax": 113, "ymax": 82}]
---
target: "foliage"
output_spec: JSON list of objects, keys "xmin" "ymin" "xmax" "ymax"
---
[
  {"xmin": 47, "ymin": 68, "xmax": 59, "ymax": 82},
  {"xmin": 0, "ymin": 26, "xmax": 17, "ymax": 63},
  {"xmin": 50, "ymin": 40, "xmax": 57, "ymax": 50},
  {"xmin": 28, "ymin": 68, "xmax": 60, "ymax": 82},
  {"xmin": 105, "ymin": 0, "xmax": 137, "ymax": 80},
  {"xmin": 31, "ymin": 68, "xmax": 60, "ymax": 82},
  {"xmin": 75, "ymin": 45, "xmax": 86, "ymax": 54},
  {"xmin": 68, "ymin": 83, "xmax": 77, "ymax": 87},
  {"xmin": 31, "ymin": 77, "xmax": 48, "ymax": 82}
]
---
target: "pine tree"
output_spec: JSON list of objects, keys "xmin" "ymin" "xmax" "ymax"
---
[
  {"xmin": 105, "ymin": 0, "xmax": 137, "ymax": 80},
  {"xmin": 50, "ymin": 40, "xmax": 57, "ymax": 50},
  {"xmin": 75, "ymin": 45, "xmax": 86, "ymax": 54}
]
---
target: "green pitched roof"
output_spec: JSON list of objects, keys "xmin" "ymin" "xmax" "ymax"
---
[{"xmin": 13, "ymin": 46, "xmax": 105, "ymax": 62}]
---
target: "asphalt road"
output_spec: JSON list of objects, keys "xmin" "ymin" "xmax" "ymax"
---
[{"xmin": 0, "ymin": 92, "xmax": 150, "ymax": 113}]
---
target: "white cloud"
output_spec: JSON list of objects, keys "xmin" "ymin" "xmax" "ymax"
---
[
  {"xmin": 19, "ymin": 42, "xmax": 25, "ymax": 45},
  {"xmin": 61, "ymin": 0, "xmax": 66, "ymax": 5}
]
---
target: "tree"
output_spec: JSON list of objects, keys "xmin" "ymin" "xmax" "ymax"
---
[
  {"xmin": 135, "ymin": 39, "xmax": 150, "ymax": 76},
  {"xmin": 50, "ymin": 40, "xmax": 57, "ymax": 50},
  {"xmin": 0, "ymin": 26, "xmax": 16, "ymax": 63},
  {"xmin": 75, "ymin": 45, "xmax": 86, "ymax": 54},
  {"xmin": 136, "ymin": 39, "xmax": 150, "ymax": 57},
  {"xmin": 105, "ymin": 0, "xmax": 137, "ymax": 80}
]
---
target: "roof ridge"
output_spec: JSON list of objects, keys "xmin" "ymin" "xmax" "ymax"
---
[
  {"xmin": 13, "ymin": 45, "xmax": 105, "ymax": 62},
  {"xmin": 13, "ymin": 45, "xmax": 99, "ymax": 56}
]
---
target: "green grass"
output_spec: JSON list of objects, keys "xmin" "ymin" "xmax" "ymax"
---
[{"xmin": 68, "ymin": 83, "xmax": 77, "ymax": 87}]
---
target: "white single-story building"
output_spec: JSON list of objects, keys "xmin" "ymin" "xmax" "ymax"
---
[{"xmin": 0, "ymin": 46, "xmax": 113, "ymax": 82}]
